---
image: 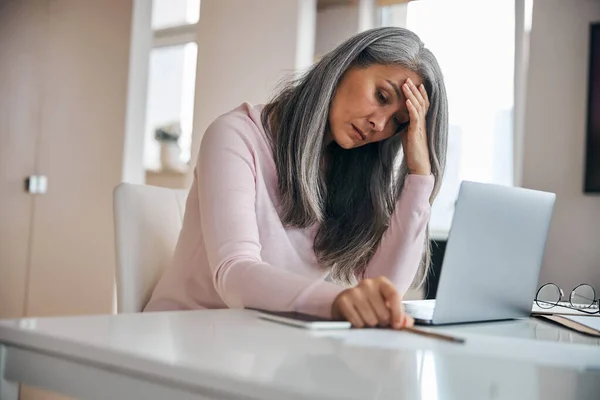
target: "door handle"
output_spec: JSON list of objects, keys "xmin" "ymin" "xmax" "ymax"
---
[{"xmin": 25, "ymin": 175, "xmax": 48, "ymax": 194}]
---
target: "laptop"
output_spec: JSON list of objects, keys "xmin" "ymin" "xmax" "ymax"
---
[{"xmin": 404, "ymin": 181, "xmax": 556, "ymax": 325}]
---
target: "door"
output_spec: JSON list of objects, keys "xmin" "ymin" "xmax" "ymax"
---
[
  {"xmin": 24, "ymin": 0, "xmax": 133, "ymax": 318},
  {"xmin": 0, "ymin": 0, "xmax": 45, "ymax": 319}
]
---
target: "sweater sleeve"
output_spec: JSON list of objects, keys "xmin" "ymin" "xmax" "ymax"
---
[
  {"xmin": 198, "ymin": 115, "xmax": 344, "ymax": 318},
  {"xmin": 363, "ymin": 174, "xmax": 434, "ymax": 294}
]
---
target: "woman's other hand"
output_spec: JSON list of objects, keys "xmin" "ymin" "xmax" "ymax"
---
[
  {"xmin": 331, "ymin": 276, "xmax": 414, "ymax": 329},
  {"xmin": 401, "ymin": 78, "xmax": 431, "ymax": 176}
]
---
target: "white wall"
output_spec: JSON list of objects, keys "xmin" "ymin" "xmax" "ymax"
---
[
  {"xmin": 188, "ymin": 0, "xmax": 316, "ymax": 182},
  {"xmin": 522, "ymin": 0, "xmax": 600, "ymax": 289}
]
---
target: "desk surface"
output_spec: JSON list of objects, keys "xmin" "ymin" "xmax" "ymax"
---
[{"xmin": 1, "ymin": 309, "xmax": 600, "ymax": 400}]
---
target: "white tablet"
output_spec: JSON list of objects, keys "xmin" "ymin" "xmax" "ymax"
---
[{"xmin": 254, "ymin": 309, "xmax": 352, "ymax": 330}]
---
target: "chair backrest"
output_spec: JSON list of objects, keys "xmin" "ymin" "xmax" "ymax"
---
[{"xmin": 113, "ymin": 183, "xmax": 188, "ymax": 313}]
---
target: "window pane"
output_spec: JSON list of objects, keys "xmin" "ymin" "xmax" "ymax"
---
[
  {"xmin": 383, "ymin": 0, "xmax": 515, "ymax": 234},
  {"xmin": 144, "ymin": 43, "xmax": 198, "ymax": 171},
  {"xmin": 152, "ymin": 0, "xmax": 200, "ymax": 30}
]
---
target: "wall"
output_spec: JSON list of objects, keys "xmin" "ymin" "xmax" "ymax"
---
[
  {"xmin": 522, "ymin": 0, "xmax": 600, "ymax": 290},
  {"xmin": 315, "ymin": 0, "xmax": 378, "ymax": 59},
  {"xmin": 188, "ymin": 0, "xmax": 316, "ymax": 183},
  {"xmin": 316, "ymin": 5, "xmax": 359, "ymax": 58},
  {"xmin": 0, "ymin": 0, "xmax": 42, "ymax": 319}
]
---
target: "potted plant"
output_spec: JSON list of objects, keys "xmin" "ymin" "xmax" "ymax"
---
[{"xmin": 154, "ymin": 122, "xmax": 187, "ymax": 173}]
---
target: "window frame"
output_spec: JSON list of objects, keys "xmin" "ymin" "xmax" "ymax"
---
[{"xmin": 144, "ymin": 2, "xmax": 200, "ymax": 171}]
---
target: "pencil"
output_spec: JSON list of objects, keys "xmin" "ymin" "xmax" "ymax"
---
[{"xmin": 401, "ymin": 326, "xmax": 465, "ymax": 344}]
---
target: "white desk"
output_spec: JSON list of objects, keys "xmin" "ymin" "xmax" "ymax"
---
[{"xmin": 1, "ymin": 309, "xmax": 599, "ymax": 400}]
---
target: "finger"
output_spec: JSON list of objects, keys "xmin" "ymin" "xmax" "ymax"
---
[
  {"xmin": 365, "ymin": 287, "xmax": 391, "ymax": 327},
  {"xmin": 360, "ymin": 280, "xmax": 391, "ymax": 326},
  {"xmin": 404, "ymin": 78, "xmax": 426, "ymax": 110},
  {"xmin": 404, "ymin": 314, "xmax": 415, "ymax": 328},
  {"xmin": 404, "ymin": 91, "xmax": 424, "ymax": 123},
  {"xmin": 337, "ymin": 296, "xmax": 364, "ymax": 328},
  {"xmin": 402, "ymin": 81, "xmax": 421, "ymax": 113},
  {"xmin": 352, "ymin": 291, "xmax": 379, "ymax": 327},
  {"xmin": 378, "ymin": 279, "xmax": 405, "ymax": 329},
  {"xmin": 398, "ymin": 312, "xmax": 414, "ymax": 328},
  {"xmin": 418, "ymin": 84, "xmax": 430, "ymax": 111},
  {"xmin": 408, "ymin": 78, "xmax": 426, "ymax": 108},
  {"xmin": 406, "ymin": 98, "xmax": 419, "ymax": 125}
]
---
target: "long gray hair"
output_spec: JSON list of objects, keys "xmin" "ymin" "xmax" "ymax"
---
[{"xmin": 262, "ymin": 27, "xmax": 448, "ymax": 287}]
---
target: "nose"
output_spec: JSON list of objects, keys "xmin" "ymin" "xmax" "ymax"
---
[{"xmin": 368, "ymin": 112, "xmax": 387, "ymax": 132}]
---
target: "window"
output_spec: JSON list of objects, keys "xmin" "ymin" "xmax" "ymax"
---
[
  {"xmin": 381, "ymin": 0, "xmax": 515, "ymax": 235},
  {"xmin": 152, "ymin": 0, "xmax": 200, "ymax": 30},
  {"xmin": 144, "ymin": 0, "xmax": 200, "ymax": 171}
]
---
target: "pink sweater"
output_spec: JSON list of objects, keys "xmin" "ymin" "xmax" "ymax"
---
[{"xmin": 145, "ymin": 103, "xmax": 434, "ymax": 318}]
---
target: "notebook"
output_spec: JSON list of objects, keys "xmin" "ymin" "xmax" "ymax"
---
[
  {"xmin": 531, "ymin": 302, "xmax": 599, "ymax": 316},
  {"xmin": 534, "ymin": 314, "xmax": 600, "ymax": 338}
]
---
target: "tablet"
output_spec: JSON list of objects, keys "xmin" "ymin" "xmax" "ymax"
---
[{"xmin": 253, "ymin": 309, "xmax": 352, "ymax": 330}]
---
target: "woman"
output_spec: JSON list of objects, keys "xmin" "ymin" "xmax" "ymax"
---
[{"xmin": 145, "ymin": 27, "xmax": 448, "ymax": 330}]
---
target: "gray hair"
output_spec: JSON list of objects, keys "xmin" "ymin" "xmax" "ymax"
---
[{"xmin": 262, "ymin": 27, "xmax": 448, "ymax": 287}]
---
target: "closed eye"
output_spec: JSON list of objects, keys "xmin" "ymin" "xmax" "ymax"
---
[
  {"xmin": 376, "ymin": 90, "xmax": 388, "ymax": 105},
  {"xmin": 378, "ymin": 89, "xmax": 408, "ymax": 134}
]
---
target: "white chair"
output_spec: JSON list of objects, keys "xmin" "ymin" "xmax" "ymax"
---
[{"xmin": 113, "ymin": 183, "xmax": 188, "ymax": 313}]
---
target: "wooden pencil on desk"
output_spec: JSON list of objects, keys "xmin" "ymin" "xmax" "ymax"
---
[{"xmin": 401, "ymin": 326, "xmax": 465, "ymax": 344}]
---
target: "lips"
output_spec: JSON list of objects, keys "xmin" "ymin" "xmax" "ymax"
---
[{"xmin": 351, "ymin": 124, "xmax": 366, "ymax": 141}]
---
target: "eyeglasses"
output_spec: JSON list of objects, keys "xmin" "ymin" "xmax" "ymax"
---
[{"xmin": 535, "ymin": 283, "xmax": 599, "ymax": 315}]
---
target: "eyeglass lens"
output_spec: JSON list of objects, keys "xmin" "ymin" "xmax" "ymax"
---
[
  {"xmin": 570, "ymin": 284, "xmax": 596, "ymax": 308},
  {"xmin": 536, "ymin": 283, "xmax": 562, "ymax": 309}
]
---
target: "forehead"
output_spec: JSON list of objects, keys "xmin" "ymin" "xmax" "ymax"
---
[{"xmin": 367, "ymin": 64, "xmax": 423, "ymax": 86}]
